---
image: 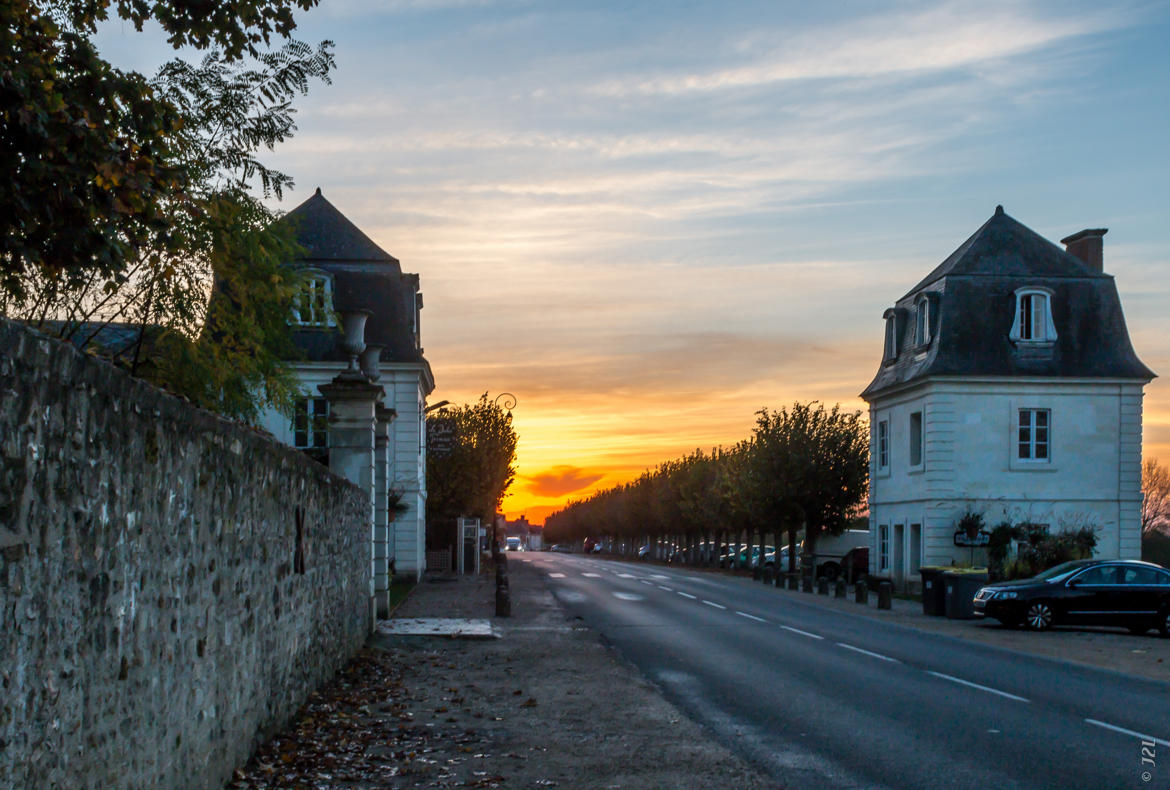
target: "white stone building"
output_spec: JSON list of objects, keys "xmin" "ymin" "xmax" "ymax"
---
[
  {"xmin": 860, "ymin": 207, "xmax": 1155, "ymax": 589},
  {"xmin": 255, "ymin": 189, "xmax": 435, "ymax": 589}
]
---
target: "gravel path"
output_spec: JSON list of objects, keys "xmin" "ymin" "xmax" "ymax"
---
[{"xmin": 229, "ymin": 558, "xmax": 781, "ymax": 789}]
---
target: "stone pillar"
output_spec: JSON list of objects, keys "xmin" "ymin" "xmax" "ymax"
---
[
  {"xmin": 373, "ymin": 405, "xmax": 396, "ymax": 617},
  {"xmin": 320, "ymin": 374, "xmax": 382, "ymax": 629}
]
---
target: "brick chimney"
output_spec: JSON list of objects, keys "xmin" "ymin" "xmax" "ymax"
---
[{"xmin": 1061, "ymin": 228, "xmax": 1108, "ymax": 273}]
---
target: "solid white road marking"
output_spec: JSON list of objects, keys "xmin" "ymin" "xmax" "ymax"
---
[
  {"xmin": 925, "ymin": 671, "xmax": 1029, "ymax": 703},
  {"xmin": 780, "ymin": 625, "xmax": 825, "ymax": 640},
  {"xmin": 735, "ymin": 611, "xmax": 767, "ymax": 623},
  {"xmin": 836, "ymin": 643, "xmax": 900, "ymax": 663},
  {"xmin": 613, "ymin": 592, "xmax": 645, "ymax": 601},
  {"xmin": 702, "ymin": 600, "xmax": 727, "ymax": 610},
  {"xmin": 1085, "ymin": 719, "xmax": 1170, "ymax": 747},
  {"xmin": 582, "ymin": 573, "xmax": 602, "ymax": 578},
  {"xmin": 548, "ymin": 572, "xmax": 566, "ymax": 579},
  {"xmin": 678, "ymin": 592, "xmax": 698, "ymax": 600}
]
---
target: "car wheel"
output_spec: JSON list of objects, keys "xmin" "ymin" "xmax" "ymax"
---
[
  {"xmin": 1159, "ymin": 610, "xmax": 1170, "ymax": 638},
  {"xmin": 1024, "ymin": 601, "xmax": 1054, "ymax": 631}
]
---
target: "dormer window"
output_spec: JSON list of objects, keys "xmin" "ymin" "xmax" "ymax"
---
[
  {"xmin": 882, "ymin": 308, "xmax": 899, "ymax": 363},
  {"xmin": 291, "ymin": 271, "xmax": 335, "ymax": 327},
  {"xmin": 1010, "ymin": 287, "xmax": 1056, "ymax": 343},
  {"xmin": 915, "ymin": 295, "xmax": 931, "ymax": 346}
]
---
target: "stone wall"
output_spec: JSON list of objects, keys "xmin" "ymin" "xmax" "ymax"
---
[{"xmin": 0, "ymin": 319, "xmax": 372, "ymax": 789}]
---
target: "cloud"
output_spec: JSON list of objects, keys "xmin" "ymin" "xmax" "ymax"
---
[
  {"xmin": 522, "ymin": 465, "xmax": 606, "ymax": 497},
  {"xmin": 588, "ymin": 3, "xmax": 1110, "ymax": 97}
]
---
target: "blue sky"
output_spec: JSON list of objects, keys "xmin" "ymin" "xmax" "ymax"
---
[{"xmin": 99, "ymin": 0, "xmax": 1170, "ymax": 519}]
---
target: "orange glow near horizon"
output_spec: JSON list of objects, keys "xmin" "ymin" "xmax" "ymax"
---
[{"xmin": 434, "ymin": 363, "xmax": 1170, "ymax": 528}]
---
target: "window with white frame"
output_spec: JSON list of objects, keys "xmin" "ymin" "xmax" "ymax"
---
[
  {"xmin": 915, "ymin": 296, "xmax": 931, "ymax": 346},
  {"xmin": 878, "ymin": 525, "xmax": 890, "ymax": 572},
  {"xmin": 291, "ymin": 272, "xmax": 334, "ymax": 327},
  {"xmin": 909, "ymin": 411, "xmax": 923, "ymax": 467},
  {"xmin": 1010, "ymin": 288, "xmax": 1056, "ymax": 343},
  {"xmin": 293, "ymin": 397, "xmax": 329, "ymax": 450},
  {"xmin": 877, "ymin": 420, "xmax": 889, "ymax": 470},
  {"xmin": 1017, "ymin": 408, "xmax": 1050, "ymax": 461}
]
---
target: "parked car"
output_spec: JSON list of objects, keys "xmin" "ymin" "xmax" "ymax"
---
[
  {"xmin": 973, "ymin": 559, "xmax": 1170, "ymax": 635},
  {"xmin": 549, "ymin": 543, "xmax": 573, "ymax": 553},
  {"xmin": 637, "ymin": 545, "xmax": 651, "ymax": 561},
  {"xmin": 840, "ymin": 546, "xmax": 869, "ymax": 584},
  {"xmin": 809, "ymin": 529, "xmax": 869, "ymax": 580}
]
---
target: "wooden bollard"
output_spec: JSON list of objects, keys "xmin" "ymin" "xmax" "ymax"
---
[
  {"xmin": 834, "ymin": 579, "xmax": 847, "ymax": 598},
  {"xmin": 877, "ymin": 580, "xmax": 892, "ymax": 610},
  {"xmin": 817, "ymin": 577, "xmax": 829, "ymax": 595},
  {"xmin": 855, "ymin": 581, "xmax": 868, "ymax": 604}
]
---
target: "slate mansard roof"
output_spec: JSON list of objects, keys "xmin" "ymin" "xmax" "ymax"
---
[
  {"xmin": 279, "ymin": 189, "xmax": 429, "ymax": 370},
  {"xmin": 860, "ymin": 206, "xmax": 1154, "ymax": 400}
]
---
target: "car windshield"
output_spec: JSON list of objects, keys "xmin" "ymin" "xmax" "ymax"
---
[{"xmin": 1030, "ymin": 560, "xmax": 1093, "ymax": 583}]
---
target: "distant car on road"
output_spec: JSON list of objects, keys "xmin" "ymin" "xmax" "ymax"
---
[
  {"xmin": 549, "ymin": 543, "xmax": 573, "ymax": 553},
  {"xmin": 504, "ymin": 536, "xmax": 524, "ymax": 552},
  {"xmin": 973, "ymin": 559, "xmax": 1170, "ymax": 635},
  {"xmin": 637, "ymin": 545, "xmax": 651, "ymax": 560}
]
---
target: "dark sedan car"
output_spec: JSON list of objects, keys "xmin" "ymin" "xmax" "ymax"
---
[{"xmin": 973, "ymin": 559, "xmax": 1170, "ymax": 635}]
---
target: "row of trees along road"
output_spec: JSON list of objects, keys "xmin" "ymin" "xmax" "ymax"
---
[
  {"xmin": 2, "ymin": 0, "xmax": 334, "ymax": 422},
  {"xmin": 425, "ymin": 395, "xmax": 519, "ymax": 547},
  {"xmin": 544, "ymin": 402, "xmax": 870, "ymax": 575}
]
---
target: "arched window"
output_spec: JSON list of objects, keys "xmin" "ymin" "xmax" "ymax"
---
[
  {"xmin": 291, "ymin": 271, "xmax": 335, "ymax": 327},
  {"xmin": 915, "ymin": 295, "xmax": 931, "ymax": 346},
  {"xmin": 882, "ymin": 308, "xmax": 899, "ymax": 362},
  {"xmin": 1010, "ymin": 287, "xmax": 1056, "ymax": 343}
]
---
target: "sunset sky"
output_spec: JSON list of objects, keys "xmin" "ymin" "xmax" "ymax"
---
[{"xmin": 99, "ymin": 1, "xmax": 1170, "ymax": 524}]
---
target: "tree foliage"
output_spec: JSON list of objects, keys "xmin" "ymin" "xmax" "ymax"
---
[
  {"xmin": 2, "ymin": 0, "xmax": 334, "ymax": 420},
  {"xmin": 1142, "ymin": 457, "xmax": 1170, "ymax": 535},
  {"xmin": 1, "ymin": 0, "xmax": 322, "ymax": 296},
  {"xmin": 426, "ymin": 395, "xmax": 519, "ymax": 531},
  {"xmin": 544, "ymin": 402, "xmax": 869, "ymax": 568}
]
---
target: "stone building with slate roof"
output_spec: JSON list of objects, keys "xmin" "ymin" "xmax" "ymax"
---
[
  {"xmin": 255, "ymin": 189, "xmax": 435, "ymax": 583},
  {"xmin": 861, "ymin": 207, "xmax": 1154, "ymax": 589}
]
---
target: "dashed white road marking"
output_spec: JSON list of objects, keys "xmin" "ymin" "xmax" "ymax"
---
[
  {"xmin": 926, "ymin": 671, "xmax": 1028, "ymax": 703},
  {"xmin": 1085, "ymin": 719, "xmax": 1170, "ymax": 747},
  {"xmin": 780, "ymin": 625, "xmax": 824, "ymax": 640},
  {"xmin": 617, "ymin": 573, "xmax": 636, "ymax": 579},
  {"xmin": 640, "ymin": 579, "xmax": 654, "ymax": 585},
  {"xmin": 702, "ymin": 600, "xmax": 727, "ymax": 610},
  {"xmin": 678, "ymin": 592, "xmax": 698, "ymax": 600},
  {"xmin": 548, "ymin": 572, "xmax": 566, "ymax": 579},
  {"xmin": 735, "ymin": 611, "xmax": 766, "ymax": 623},
  {"xmin": 613, "ymin": 592, "xmax": 645, "ymax": 601},
  {"xmin": 582, "ymin": 573, "xmax": 602, "ymax": 578},
  {"xmin": 658, "ymin": 585, "xmax": 673, "ymax": 592},
  {"xmin": 650, "ymin": 574, "xmax": 669, "ymax": 580},
  {"xmin": 836, "ymin": 643, "xmax": 900, "ymax": 663}
]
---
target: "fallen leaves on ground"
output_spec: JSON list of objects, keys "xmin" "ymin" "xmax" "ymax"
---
[{"xmin": 227, "ymin": 648, "xmax": 505, "ymax": 789}]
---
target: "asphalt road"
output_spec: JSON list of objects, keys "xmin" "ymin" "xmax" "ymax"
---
[{"xmin": 514, "ymin": 552, "xmax": 1170, "ymax": 790}]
